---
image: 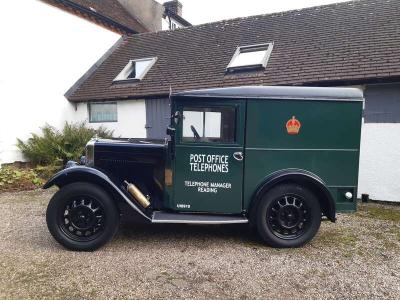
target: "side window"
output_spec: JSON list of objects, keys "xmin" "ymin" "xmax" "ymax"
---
[
  {"xmin": 88, "ymin": 102, "xmax": 118, "ymax": 123},
  {"xmin": 182, "ymin": 107, "xmax": 236, "ymax": 143}
]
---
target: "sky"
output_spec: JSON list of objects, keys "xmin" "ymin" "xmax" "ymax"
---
[{"xmin": 159, "ymin": 0, "xmax": 350, "ymax": 25}]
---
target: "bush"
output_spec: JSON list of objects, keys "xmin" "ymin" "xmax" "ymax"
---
[
  {"xmin": 17, "ymin": 122, "xmax": 113, "ymax": 167},
  {"xmin": 34, "ymin": 164, "xmax": 63, "ymax": 180},
  {"xmin": 0, "ymin": 167, "xmax": 43, "ymax": 193}
]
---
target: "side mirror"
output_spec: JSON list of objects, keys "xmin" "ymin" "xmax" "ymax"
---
[
  {"xmin": 166, "ymin": 126, "xmax": 176, "ymax": 136},
  {"xmin": 172, "ymin": 111, "xmax": 180, "ymax": 125}
]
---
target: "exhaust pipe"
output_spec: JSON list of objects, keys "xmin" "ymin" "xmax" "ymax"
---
[{"xmin": 124, "ymin": 181, "xmax": 151, "ymax": 208}]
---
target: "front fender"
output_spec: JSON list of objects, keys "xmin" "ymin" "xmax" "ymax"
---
[
  {"xmin": 43, "ymin": 165, "xmax": 151, "ymax": 221},
  {"xmin": 43, "ymin": 165, "xmax": 108, "ymax": 189},
  {"xmin": 251, "ymin": 168, "xmax": 336, "ymax": 222}
]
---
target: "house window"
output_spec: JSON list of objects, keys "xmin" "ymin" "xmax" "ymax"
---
[
  {"xmin": 182, "ymin": 107, "xmax": 236, "ymax": 143},
  {"xmin": 227, "ymin": 43, "xmax": 273, "ymax": 71},
  {"xmin": 88, "ymin": 102, "xmax": 118, "ymax": 123},
  {"xmin": 114, "ymin": 57, "xmax": 157, "ymax": 82}
]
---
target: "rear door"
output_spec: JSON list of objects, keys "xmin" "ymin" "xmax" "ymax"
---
[{"xmin": 172, "ymin": 99, "xmax": 246, "ymax": 214}]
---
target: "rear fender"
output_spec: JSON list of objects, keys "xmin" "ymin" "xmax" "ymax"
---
[
  {"xmin": 249, "ymin": 168, "xmax": 336, "ymax": 222},
  {"xmin": 43, "ymin": 166, "xmax": 151, "ymax": 221}
]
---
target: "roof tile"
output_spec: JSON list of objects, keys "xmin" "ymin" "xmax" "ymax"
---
[{"xmin": 44, "ymin": 0, "xmax": 148, "ymax": 33}]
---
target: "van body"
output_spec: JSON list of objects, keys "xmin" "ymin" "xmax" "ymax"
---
[{"xmin": 44, "ymin": 86, "xmax": 364, "ymax": 251}]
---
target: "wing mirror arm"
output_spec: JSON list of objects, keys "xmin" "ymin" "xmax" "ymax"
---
[
  {"xmin": 166, "ymin": 126, "xmax": 176, "ymax": 136},
  {"xmin": 172, "ymin": 111, "xmax": 181, "ymax": 125},
  {"xmin": 167, "ymin": 111, "xmax": 180, "ymax": 160},
  {"xmin": 166, "ymin": 126, "xmax": 176, "ymax": 160}
]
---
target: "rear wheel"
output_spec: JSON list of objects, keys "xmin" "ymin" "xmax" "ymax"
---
[
  {"xmin": 46, "ymin": 182, "xmax": 119, "ymax": 251},
  {"xmin": 255, "ymin": 183, "xmax": 321, "ymax": 248}
]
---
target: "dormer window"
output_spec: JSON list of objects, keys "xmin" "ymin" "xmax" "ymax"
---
[
  {"xmin": 227, "ymin": 43, "xmax": 273, "ymax": 72},
  {"xmin": 114, "ymin": 57, "xmax": 157, "ymax": 82}
]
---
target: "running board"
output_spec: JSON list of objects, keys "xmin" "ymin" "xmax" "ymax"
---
[{"xmin": 151, "ymin": 211, "xmax": 248, "ymax": 224}]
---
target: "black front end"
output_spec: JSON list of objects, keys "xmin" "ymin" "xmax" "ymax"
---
[{"xmin": 85, "ymin": 138, "xmax": 168, "ymax": 209}]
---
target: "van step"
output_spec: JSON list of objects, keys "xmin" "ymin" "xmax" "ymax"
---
[{"xmin": 151, "ymin": 211, "xmax": 248, "ymax": 224}]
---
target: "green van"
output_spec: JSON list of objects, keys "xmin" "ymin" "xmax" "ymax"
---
[{"xmin": 44, "ymin": 86, "xmax": 364, "ymax": 251}]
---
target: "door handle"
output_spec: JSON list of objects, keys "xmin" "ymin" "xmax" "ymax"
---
[{"xmin": 233, "ymin": 152, "xmax": 244, "ymax": 161}]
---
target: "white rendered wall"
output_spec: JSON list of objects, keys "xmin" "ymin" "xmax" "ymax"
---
[
  {"xmin": 0, "ymin": 0, "xmax": 119, "ymax": 165},
  {"xmin": 358, "ymin": 123, "xmax": 400, "ymax": 202},
  {"xmin": 64, "ymin": 100, "xmax": 147, "ymax": 138}
]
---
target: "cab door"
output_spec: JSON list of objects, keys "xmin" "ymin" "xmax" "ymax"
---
[{"xmin": 172, "ymin": 99, "xmax": 246, "ymax": 214}]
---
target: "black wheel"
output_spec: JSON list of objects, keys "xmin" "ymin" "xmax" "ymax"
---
[
  {"xmin": 255, "ymin": 183, "xmax": 321, "ymax": 248},
  {"xmin": 46, "ymin": 182, "xmax": 120, "ymax": 251}
]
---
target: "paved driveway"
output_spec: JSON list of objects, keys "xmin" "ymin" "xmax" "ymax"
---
[{"xmin": 0, "ymin": 189, "xmax": 399, "ymax": 299}]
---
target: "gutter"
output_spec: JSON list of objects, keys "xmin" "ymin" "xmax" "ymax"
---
[
  {"xmin": 68, "ymin": 92, "xmax": 171, "ymax": 103},
  {"xmin": 164, "ymin": 9, "xmax": 192, "ymax": 27},
  {"xmin": 57, "ymin": 0, "xmax": 139, "ymax": 34}
]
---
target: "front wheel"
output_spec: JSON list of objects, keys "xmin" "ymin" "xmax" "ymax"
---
[
  {"xmin": 255, "ymin": 183, "xmax": 321, "ymax": 248},
  {"xmin": 46, "ymin": 182, "xmax": 120, "ymax": 251}
]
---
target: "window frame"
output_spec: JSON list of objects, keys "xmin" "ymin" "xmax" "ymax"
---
[
  {"xmin": 88, "ymin": 101, "xmax": 118, "ymax": 123},
  {"xmin": 180, "ymin": 105, "xmax": 238, "ymax": 145},
  {"xmin": 113, "ymin": 57, "xmax": 157, "ymax": 83},
  {"xmin": 226, "ymin": 43, "xmax": 274, "ymax": 72}
]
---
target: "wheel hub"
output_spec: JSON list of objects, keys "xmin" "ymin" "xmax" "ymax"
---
[
  {"xmin": 60, "ymin": 197, "xmax": 105, "ymax": 240},
  {"xmin": 278, "ymin": 205, "xmax": 301, "ymax": 229},
  {"xmin": 267, "ymin": 195, "xmax": 309, "ymax": 239},
  {"xmin": 70, "ymin": 205, "xmax": 96, "ymax": 230}
]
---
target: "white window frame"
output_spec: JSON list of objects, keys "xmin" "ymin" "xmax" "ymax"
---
[
  {"xmin": 226, "ymin": 43, "xmax": 274, "ymax": 72},
  {"xmin": 88, "ymin": 102, "xmax": 118, "ymax": 123},
  {"xmin": 113, "ymin": 57, "xmax": 157, "ymax": 82},
  {"xmin": 181, "ymin": 107, "xmax": 236, "ymax": 144}
]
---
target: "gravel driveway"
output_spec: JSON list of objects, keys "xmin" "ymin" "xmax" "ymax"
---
[{"xmin": 0, "ymin": 188, "xmax": 399, "ymax": 299}]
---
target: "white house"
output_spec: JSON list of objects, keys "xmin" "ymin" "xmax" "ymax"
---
[{"xmin": 0, "ymin": 0, "xmax": 190, "ymax": 165}]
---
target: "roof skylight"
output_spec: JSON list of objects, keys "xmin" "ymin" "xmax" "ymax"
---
[
  {"xmin": 227, "ymin": 43, "xmax": 273, "ymax": 71},
  {"xmin": 114, "ymin": 57, "xmax": 157, "ymax": 82}
]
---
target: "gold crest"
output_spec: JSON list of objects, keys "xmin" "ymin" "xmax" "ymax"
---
[{"xmin": 286, "ymin": 116, "xmax": 301, "ymax": 135}]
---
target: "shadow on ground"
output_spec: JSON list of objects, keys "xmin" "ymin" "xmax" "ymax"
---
[{"xmin": 118, "ymin": 213, "xmax": 260, "ymax": 248}]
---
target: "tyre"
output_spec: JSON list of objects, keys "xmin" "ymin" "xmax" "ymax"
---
[
  {"xmin": 255, "ymin": 183, "xmax": 321, "ymax": 248},
  {"xmin": 46, "ymin": 182, "xmax": 120, "ymax": 251}
]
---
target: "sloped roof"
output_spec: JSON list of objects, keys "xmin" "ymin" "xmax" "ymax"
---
[
  {"xmin": 43, "ymin": 0, "xmax": 148, "ymax": 33},
  {"xmin": 67, "ymin": 0, "xmax": 400, "ymax": 102},
  {"xmin": 72, "ymin": 0, "xmax": 147, "ymax": 31}
]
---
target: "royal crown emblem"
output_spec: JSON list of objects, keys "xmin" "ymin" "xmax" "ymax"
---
[{"xmin": 286, "ymin": 116, "xmax": 301, "ymax": 135}]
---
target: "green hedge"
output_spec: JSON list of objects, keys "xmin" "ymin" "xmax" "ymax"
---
[{"xmin": 17, "ymin": 122, "xmax": 113, "ymax": 167}]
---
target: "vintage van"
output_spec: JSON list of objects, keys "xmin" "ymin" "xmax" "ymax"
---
[{"xmin": 44, "ymin": 86, "xmax": 364, "ymax": 251}]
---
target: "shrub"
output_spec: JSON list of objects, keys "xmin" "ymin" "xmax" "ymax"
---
[
  {"xmin": 34, "ymin": 164, "xmax": 63, "ymax": 180},
  {"xmin": 17, "ymin": 122, "xmax": 113, "ymax": 167},
  {"xmin": 0, "ymin": 167, "xmax": 43, "ymax": 193}
]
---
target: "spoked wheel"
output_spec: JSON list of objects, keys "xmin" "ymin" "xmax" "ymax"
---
[
  {"xmin": 255, "ymin": 183, "xmax": 321, "ymax": 248},
  {"xmin": 61, "ymin": 196, "xmax": 105, "ymax": 242},
  {"xmin": 46, "ymin": 182, "xmax": 119, "ymax": 251},
  {"xmin": 267, "ymin": 194, "xmax": 309, "ymax": 240}
]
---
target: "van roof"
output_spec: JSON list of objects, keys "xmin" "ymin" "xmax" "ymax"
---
[{"xmin": 173, "ymin": 86, "xmax": 364, "ymax": 102}]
